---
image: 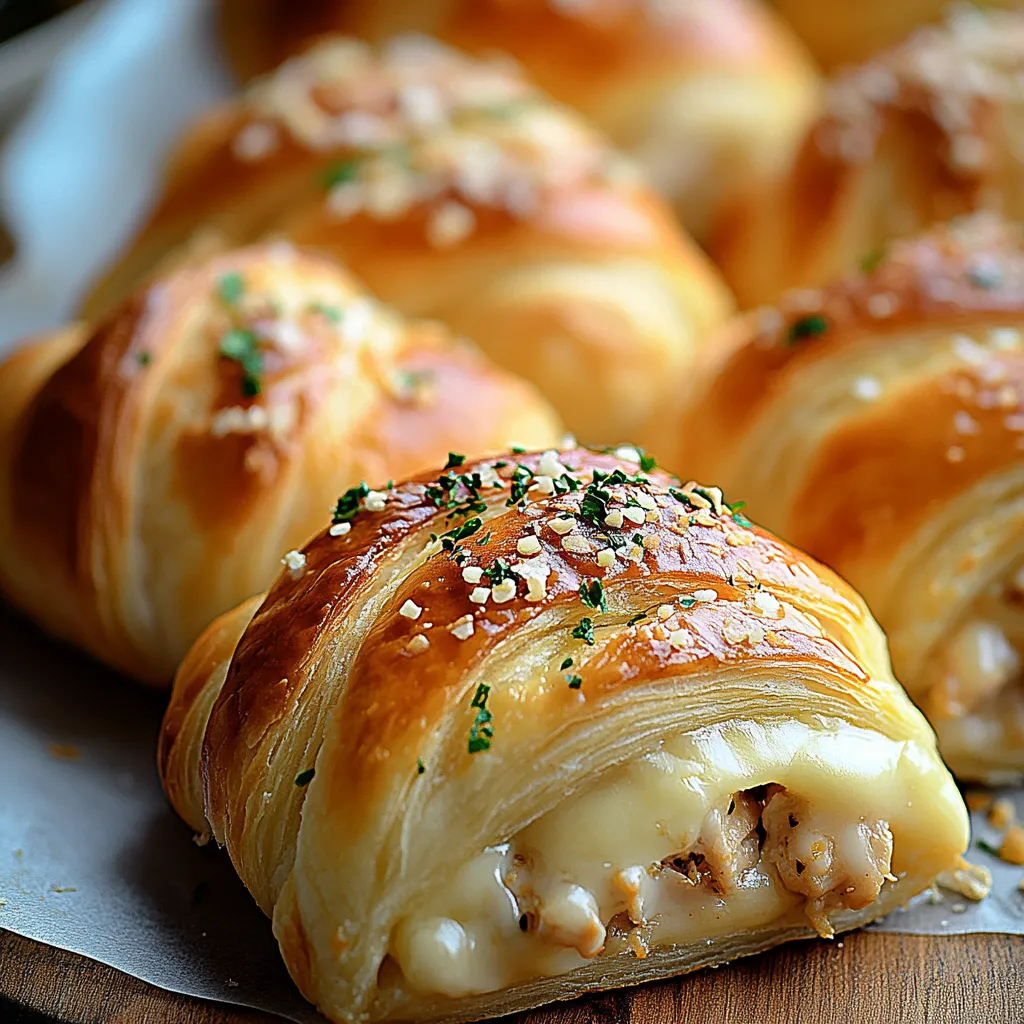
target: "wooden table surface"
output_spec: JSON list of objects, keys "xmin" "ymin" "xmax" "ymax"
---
[{"xmin": 2, "ymin": 926, "xmax": 1022, "ymax": 1024}]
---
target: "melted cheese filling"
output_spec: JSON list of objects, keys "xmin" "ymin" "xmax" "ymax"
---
[
  {"xmin": 926, "ymin": 562, "xmax": 1024, "ymax": 777},
  {"xmin": 387, "ymin": 719, "xmax": 901, "ymax": 999}
]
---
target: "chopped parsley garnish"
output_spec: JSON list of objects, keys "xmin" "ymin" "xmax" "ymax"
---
[
  {"xmin": 295, "ymin": 768, "xmax": 315, "ymax": 787},
  {"xmin": 976, "ymin": 839, "xmax": 1000, "ymax": 856},
  {"xmin": 552, "ymin": 473, "xmax": 580, "ymax": 494},
  {"xmin": 639, "ymin": 451, "xmax": 657, "ymax": 473},
  {"xmin": 572, "ymin": 618, "xmax": 596, "ymax": 645},
  {"xmin": 216, "ymin": 272, "xmax": 244, "ymax": 306},
  {"xmin": 732, "ymin": 510, "xmax": 754, "ymax": 528},
  {"xmin": 332, "ymin": 482, "xmax": 370, "ymax": 524},
  {"xmin": 484, "ymin": 558, "xmax": 516, "ymax": 586},
  {"xmin": 506, "ymin": 464, "xmax": 533, "ymax": 507},
  {"xmin": 566, "ymin": 674, "xmax": 583, "ymax": 690},
  {"xmin": 627, "ymin": 612, "xmax": 647, "ymax": 626},
  {"xmin": 560, "ymin": 657, "xmax": 573, "ymax": 670},
  {"xmin": 441, "ymin": 516, "xmax": 482, "ymax": 553},
  {"xmin": 479, "ymin": 531, "xmax": 492, "ymax": 546},
  {"xmin": 136, "ymin": 351, "xmax": 152, "ymax": 366},
  {"xmin": 445, "ymin": 452, "xmax": 467, "ymax": 470},
  {"xmin": 632, "ymin": 533, "xmax": 644, "ymax": 546},
  {"xmin": 579, "ymin": 480, "xmax": 611, "ymax": 527},
  {"xmin": 468, "ymin": 683, "xmax": 493, "ymax": 754},
  {"xmin": 511, "ymin": 445, "xmax": 526, "ymax": 454},
  {"xmin": 859, "ymin": 248, "xmax": 885, "ymax": 274},
  {"xmin": 416, "ymin": 758, "xmax": 425, "ymax": 776},
  {"xmin": 678, "ymin": 598, "xmax": 696, "ymax": 609},
  {"xmin": 322, "ymin": 159, "xmax": 361, "ymax": 189},
  {"xmin": 219, "ymin": 329, "xmax": 264, "ymax": 397},
  {"xmin": 669, "ymin": 487, "xmax": 694, "ymax": 509},
  {"xmin": 787, "ymin": 314, "xmax": 828, "ymax": 344},
  {"xmin": 579, "ymin": 578, "xmax": 606, "ymax": 612},
  {"xmin": 308, "ymin": 301, "xmax": 342, "ymax": 323}
]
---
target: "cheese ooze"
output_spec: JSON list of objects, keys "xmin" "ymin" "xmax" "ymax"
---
[{"xmin": 387, "ymin": 718, "xmax": 913, "ymax": 999}]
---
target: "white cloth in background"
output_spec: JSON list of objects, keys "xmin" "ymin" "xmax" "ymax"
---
[{"xmin": 0, "ymin": 0, "xmax": 231, "ymax": 350}]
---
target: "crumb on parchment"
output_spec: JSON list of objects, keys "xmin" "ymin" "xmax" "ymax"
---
[{"xmin": 936, "ymin": 857, "xmax": 992, "ymax": 901}]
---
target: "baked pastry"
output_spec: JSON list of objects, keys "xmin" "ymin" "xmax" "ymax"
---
[
  {"xmin": 774, "ymin": 0, "xmax": 1020, "ymax": 70},
  {"xmin": 0, "ymin": 243, "xmax": 561, "ymax": 684},
  {"xmin": 159, "ymin": 444, "xmax": 968, "ymax": 1023},
  {"xmin": 683, "ymin": 212, "xmax": 1024, "ymax": 781},
  {"xmin": 716, "ymin": 4, "xmax": 1024, "ymax": 309},
  {"xmin": 81, "ymin": 35, "xmax": 733, "ymax": 446},
  {"xmin": 216, "ymin": 0, "xmax": 821, "ymax": 243}
]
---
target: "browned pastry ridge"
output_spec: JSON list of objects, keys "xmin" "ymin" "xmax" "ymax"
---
[
  {"xmin": 683, "ymin": 212, "xmax": 1024, "ymax": 781},
  {"xmin": 81, "ymin": 34, "xmax": 733, "ymax": 448},
  {"xmin": 774, "ymin": 0, "xmax": 1020, "ymax": 71},
  {"xmin": 0, "ymin": 243, "xmax": 560, "ymax": 684},
  {"xmin": 717, "ymin": 4, "xmax": 1024, "ymax": 309},
  {"xmin": 160, "ymin": 444, "xmax": 967, "ymax": 1023},
  {"xmin": 217, "ymin": 0, "xmax": 821, "ymax": 244}
]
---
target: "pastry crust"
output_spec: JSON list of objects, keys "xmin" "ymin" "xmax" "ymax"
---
[
  {"xmin": 684, "ymin": 212, "xmax": 1024, "ymax": 780},
  {"xmin": 217, "ymin": 0, "xmax": 821, "ymax": 243},
  {"xmin": 81, "ymin": 34, "xmax": 732, "ymax": 447},
  {"xmin": 0, "ymin": 243, "xmax": 560, "ymax": 684},
  {"xmin": 160, "ymin": 445, "xmax": 968, "ymax": 1023},
  {"xmin": 775, "ymin": 0, "xmax": 1021, "ymax": 71},
  {"xmin": 716, "ymin": 4, "xmax": 1024, "ymax": 308}
]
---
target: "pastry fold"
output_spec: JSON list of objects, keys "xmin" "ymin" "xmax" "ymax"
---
[
  {"xmin": 685, "ymin": 213, "xmax": 1024, "ymax": 781},
  {"xmin": 160, "ymin": 445, "xmax": 968, "ymax": 1023},
  {"xmin": 716, "ymin": 4, "xmax": 1024, "ymax": 308},
  {"xmin": 0, "ymin": 243, "xmax": 559, "ymax": 683},
  {"xmin": 80, "ymin": 34, "xmax": 731, "ymax": 447},
  {"xmin": 216, "ymin": 0, "xmax": 820, "ymax": 244}
]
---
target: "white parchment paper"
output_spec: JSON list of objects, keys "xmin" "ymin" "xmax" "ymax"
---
[{"xmin": 0, "ymin": 1, "xmax": 1021, "ymax": 1019}]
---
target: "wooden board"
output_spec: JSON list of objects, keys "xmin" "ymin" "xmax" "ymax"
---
[{"xmin": 2, "ymin": 927, "xmax": 1022, "ymax": 1024}]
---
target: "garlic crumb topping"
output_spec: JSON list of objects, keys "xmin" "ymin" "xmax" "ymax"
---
[
  {"xmin": 282, "ymin": 550, "xmax": 306, "ymax": 578},
  {"xmin": 450, "ymin": 614, "xmax": 475, "ymax": 641},
  {"xmin": 400, "ymin": 600, "xmax": 423, "ymax": 619}
]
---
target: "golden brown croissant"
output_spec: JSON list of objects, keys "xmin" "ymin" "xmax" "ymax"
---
[
  {"xmin": 81, "ymin": 35, "xmax": 732, "ymax": 447},
  {"xmin": 216, "ymin": 0, "xmax": 821, "ymax": 244},
  {"xmin": 774, "ymin": 0, "xmax": 1020, "ymax": 71},
  {"xmin": 159, "ymin": 444, "xmax": 968, "ymax": 1023},
  {"xmin": 716, "ymin": 4, "xmax": 1024, "ymax": 309},
  {"xmin": 683, "ymin": 212, "xmax": 1024, "ymax": 782},
  {"xmin": 0, "ymin": 243, "xmax": 561, "ymax": 684}
]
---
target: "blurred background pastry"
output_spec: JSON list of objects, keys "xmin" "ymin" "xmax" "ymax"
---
[
  {"xmin": 682, "ymin": 213, "xmax": 1024, "ymax": 782},
  {"xmin": 0, "ymin": 242, "xmax": 560, "ymax": 683},
  {"xmin": 717, "ymin": 4, "xmax": 1024, "ymax": 309},
  {"xmin": 216, "ymin": 0, "xmax": 822, "ymax": 244}
]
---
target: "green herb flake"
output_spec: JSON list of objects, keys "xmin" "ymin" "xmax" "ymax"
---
[
  {"xmin": 322, "ymin": 159, "xmax": 360, "ymax": 189},
  {"xmin": 216, "ymin": 272, "xmax": 245, "ymax": 306},
  {"xmin": 560, "ymin": 656, "xmax": 573, "ymax": 670},
  {"xmin": 859, "ymin": 248, "xmax": 885, "ymax": 274},
  {"xmin": 732, "ymin": 511, "xmax": 754, "ymax": 528},
  {"xmin": 678, "ymin": 598, "xmax": 696, "ymax": 610},
  {"xmin": 468, "ymin": 683, "xmax": 494, "ymax": 754},
  {"xmin": 445, "ymin": 452, "xmax": 467, "ymax": 470},
  {"xmin": 787, "ymin": 314, "xmax": 828, "ymax": 344},
  {"xmin": 511, "ymin": 445, "xmax": 526, "ymax": 454},
  {"xmin": 332, "ymin": 481, "xmax": 370, "ymax": 524},
  {"xmin": 218, "ymin": 329, "xmax": 264, "ymax": 397},
  {"xmin": 579, "ymin": 578, "xmax": 606, "ymax": 613},
  {"xmin": 295, "ymin": 768, "xmax": 315, "ymax": 787},
  {"xmin": 566, "ymin": 674, "xmax": 583, "ymax": 690},
  {"xmin": 627, "ymin": 612, "xmax": 646, "ymax": 626},
  {"xmin": 309, "ymin": 301, "xmax": 342, "ymax": 323},
  {"xmin": 976, "ymin": 838, "xmax": 1000, "ymax": 856},
  {"xmin": 572, "ymin": 618, "xmax": 596, "ymax": 646},
  {"xmin": 639, "ymin": 452, "xmax": 657, "ymax": 473},
  {"xmin": 136, "ymin": 351, "xmax": 152, "ymax": 366},
  {"xmin": 416, "ymin": 758, "xmax": 425, "ymax": 776}
]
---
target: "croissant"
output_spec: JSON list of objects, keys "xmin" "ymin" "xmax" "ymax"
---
[
  {"xmin": 80, "ymin": 35, "xmax": 732, "ymax": 447},
  {"xmin": 216, "ymin": 0, "xmax": 821, "ymax": 244},
  {"xmin": 716, "ymin": 4, "xmax": 1024, "ymax": 309},
  {"xmin": 159, "ymin": 444, "xmax": 968, "ymax": 1023},
  {"xmin": 0, "ymin": 243, "xmax": 561, "ymax": 684},
  {"xmin": 682, "ymin": 212, "xmax": 1024, "ymax": 782},
  {"xmin": 774, "ymin": 0, "xmax": 1020, "ymax": 70}
]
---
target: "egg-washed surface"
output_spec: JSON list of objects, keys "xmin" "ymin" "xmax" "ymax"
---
[{"xmin": 0, "ymin": 593, "xmax": 1020, "ymax": 1022}]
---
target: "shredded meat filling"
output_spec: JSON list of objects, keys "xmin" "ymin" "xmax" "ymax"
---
[{"xmin": 761, "ymin": 786, "xmax": 893, "ymax": 938}]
